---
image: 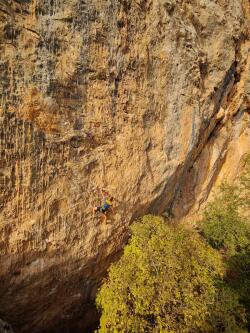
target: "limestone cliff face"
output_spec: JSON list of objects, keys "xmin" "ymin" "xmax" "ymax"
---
[{"xmin": 0, "ymin": 0, "xmax": 249, "ymax": 332}]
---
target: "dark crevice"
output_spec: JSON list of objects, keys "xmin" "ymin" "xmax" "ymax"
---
[{"xmin": 22, "ymin": 26, "xmax": 42, "ymax": 39}]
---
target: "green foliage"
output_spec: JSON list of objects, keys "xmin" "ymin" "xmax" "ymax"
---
[
  {"xmin": 96, "ymin": 215, "xmax": 225, "ymax": 333},
  {"xmin": 201, "ymin": 283, "xmax": 247, "ymax": 333},
  {"xmin": 227, "ymin": 250, "xmax": 250, "ymax": 330},
  {"xmin": 200, "ymin": 155, "xmax": 250, "ymax": 330},
  {"xmin": 200, "ymin": 182, "xmax": 250, "ymax": 256}
]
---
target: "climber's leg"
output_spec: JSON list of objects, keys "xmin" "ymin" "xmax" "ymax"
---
[
  {"xmin": 92, "ymin": 207, "xmax": 97, "ymax": 217},
  {"xmin": 92, "ymin": 206, "xmax": 101, "ymax": 217},
  {"xmin": 100, "ymin": 212, "xmax": 107, "ymax": 223}
]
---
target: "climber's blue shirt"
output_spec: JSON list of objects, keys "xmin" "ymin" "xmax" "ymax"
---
[{"xmin": 102, "ymin": 198, "xmax": 112, "ymax": 210}]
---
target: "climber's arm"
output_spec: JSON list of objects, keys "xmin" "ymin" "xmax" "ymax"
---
[
  {"xmin": 101, "ymin": 189, "xmax": 107, "ymax": 198},
  {"xmin": 101, "ymin": 188, "xmax": 121, "ymax": 204}
]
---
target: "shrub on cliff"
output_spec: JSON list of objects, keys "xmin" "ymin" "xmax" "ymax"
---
[
  {"xmin": 200, "ymin": 155, "xmax": 250, "ymax": 256},
  {"xmin": 200, "ymin": 182, "xmax": 250, "ymax": 256},
  {"xmin": 96, "ymin": 215, "xmax": 231, "ymax": 333}
]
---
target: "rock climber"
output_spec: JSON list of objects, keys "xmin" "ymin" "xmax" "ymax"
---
[{"xmin": 92, "ymin": 189, "xmax": 115, "ymax": 223}]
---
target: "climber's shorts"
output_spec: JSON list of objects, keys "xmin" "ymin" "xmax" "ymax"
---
[{"xmin": 96, "ymin": 206, "xmax": 107, "ymax": 214}]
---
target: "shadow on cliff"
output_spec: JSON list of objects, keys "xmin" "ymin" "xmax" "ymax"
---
[{"xmin": 0, "ymin": 242, "xmax": 125, "ymax": 333}]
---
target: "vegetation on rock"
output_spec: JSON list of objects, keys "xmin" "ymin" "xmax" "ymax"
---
[{"xmin": 200, "ymin": 182, "xmax": 250, "ymax": 256}]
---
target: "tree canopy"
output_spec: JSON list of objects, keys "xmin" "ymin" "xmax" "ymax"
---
[{"xmin": 96, "ymin": 216, "xmax": 228, "ymax": 333}]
